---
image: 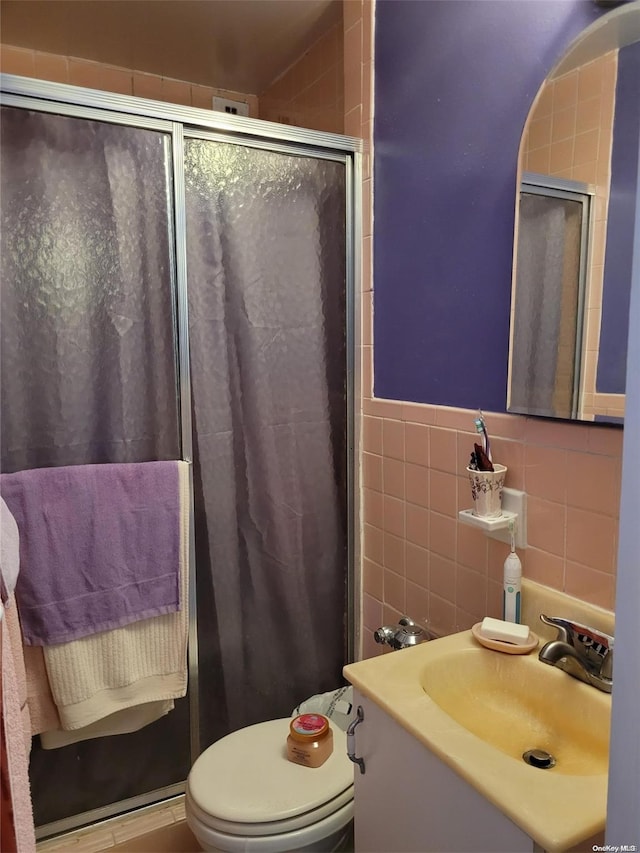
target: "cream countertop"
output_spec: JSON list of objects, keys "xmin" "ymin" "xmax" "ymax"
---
[{"xmin": 344, "ymin": 621, "xmax": 612, "ymax": 852}]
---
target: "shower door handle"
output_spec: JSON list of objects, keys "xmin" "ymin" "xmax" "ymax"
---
[{"xmin": 346, "ymin": 705, "xmax": 365, "ymax": 774}]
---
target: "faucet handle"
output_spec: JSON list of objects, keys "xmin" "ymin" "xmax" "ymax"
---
[
  {"xmin": 374, "ymin": 616, "xmax": 428, "ymax": 650},
  {"xmin": 539, "ymin": 614, "xmax": 572, "ymax": 644},
  {"xmin": 374, "ymin": 625, "xmax": 396, "ymax": 645}
]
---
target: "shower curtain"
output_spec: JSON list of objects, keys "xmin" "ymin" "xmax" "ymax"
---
[
  {"xmin": 0, "ymin": 108, "xmax": 180, "ymax": 471},
  {"xmin": 511, "ymin": 192, "xmax": 582, "ymax": 419},
  {"xmin": 0, "ymin": 106, "xmax": 190, "ymax": 825},
  {"xmin": 1, "ymin": 103, "xmax": 350, "ymax": 828},
  {"xmin": 184, "ymin": 139, "xmax": 348, "ymax": 747}
]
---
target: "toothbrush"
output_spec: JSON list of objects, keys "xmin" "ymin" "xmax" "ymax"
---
[{"xmin": 474, "ymin": 411, "xmax": 492, "ymax": 463}]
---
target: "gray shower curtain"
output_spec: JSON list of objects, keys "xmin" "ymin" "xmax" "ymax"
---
[
  {"xmin": 184, "ymin": 139, "xmax": 348, "ymax": 748},
  {"xmin": 510, "ymin": 192, "xmax": 582, "ymax": 419},
  {"xmin": 1, "ymin": 108, "xmax": 180, "ymax": 472}
]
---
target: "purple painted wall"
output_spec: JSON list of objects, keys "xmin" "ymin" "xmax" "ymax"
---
[
  {"xmin": 373, "ymin": 0, "xmax": 604, "ymax": 411},
  {"xmin": 597, "ymin": 41, "xmax": 640, "ymax": 395}
]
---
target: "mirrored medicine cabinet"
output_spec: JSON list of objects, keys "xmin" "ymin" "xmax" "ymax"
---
[{"xmin": 508, "ymin": 3, "xmax": 640, "ymax": 424}]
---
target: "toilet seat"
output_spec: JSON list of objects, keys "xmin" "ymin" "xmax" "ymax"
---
[{"xmin": 186, "ymin": 717, "xmax": 353, "ymax": 843}]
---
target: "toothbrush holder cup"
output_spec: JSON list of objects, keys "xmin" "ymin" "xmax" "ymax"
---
[{"xmin": 467, "ymin": 464, "xmax": 507, "ymax": 518}]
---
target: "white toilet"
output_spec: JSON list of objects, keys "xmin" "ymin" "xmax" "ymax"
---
[{"xmin": 185, "ymin": 717, "xmax": 354, "ymax": 852}]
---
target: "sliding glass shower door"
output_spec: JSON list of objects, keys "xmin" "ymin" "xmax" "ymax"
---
[
  {"xmin": 184, "ymin": 137, "xmax": 348, "ymax": 748},
  {"xmin": 0, "ymin": 81, "xmax": 355, "ymax": 836},
  {"xmin": 0, "ymin": 105, "xmax": 191, "ymax": 826}
]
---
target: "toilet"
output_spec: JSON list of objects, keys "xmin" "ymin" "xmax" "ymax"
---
[{"xmin": 185, "ymin": 717, "xmax": 354, "ymax": 852}]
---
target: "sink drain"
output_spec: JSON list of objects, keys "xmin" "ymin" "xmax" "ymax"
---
[{"xmin": 523, "ymin": 749, "xmax": 556, "ymax": 769}]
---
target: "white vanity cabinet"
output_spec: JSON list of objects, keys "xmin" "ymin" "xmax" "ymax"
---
[{"xmin": 350, "ymin": 689, "xmax": 536, "ymax": 853}]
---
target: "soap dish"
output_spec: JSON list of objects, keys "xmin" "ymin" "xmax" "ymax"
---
[{"xmin": 471, "ymin": 622, "xmax": 539, "ymax": 654}]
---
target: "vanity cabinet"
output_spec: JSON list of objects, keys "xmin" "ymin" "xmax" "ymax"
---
[{"xmin": 350, "ymin": 689, "xmax": 536, "ymax": 853}]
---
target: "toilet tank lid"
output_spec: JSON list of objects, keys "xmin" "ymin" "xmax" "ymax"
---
[{"xmin": 187, "ymin": 717, "xmax": 353, "ymax": 824}]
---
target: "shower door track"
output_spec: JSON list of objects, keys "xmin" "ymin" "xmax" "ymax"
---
[{"xmin": 1, "ymin": 72, "xmax": 361, "ymax": 841}]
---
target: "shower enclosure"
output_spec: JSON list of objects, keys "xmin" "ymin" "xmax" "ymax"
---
[{"xmin": 0, "ymin": 74, "xmax": 359, "ymax": 837}]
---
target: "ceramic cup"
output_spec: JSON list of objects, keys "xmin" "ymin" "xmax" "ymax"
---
[{"xmin": 467, "ymin": 464, "xmax": 507, "ymax": 518}]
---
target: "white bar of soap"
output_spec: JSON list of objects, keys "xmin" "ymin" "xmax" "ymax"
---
[{"xmin": 479, "ymin": 616, "xmax": 530, "ymax": 646}]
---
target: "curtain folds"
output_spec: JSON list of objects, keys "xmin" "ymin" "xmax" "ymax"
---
[
  {"xmin": 184, "ymin": 140, "xmax": 348, "ymax": 747},
  {"xmin": 0, "ymin": 108, "xmax": 180, "ymax": 473},
  {"xmin": 511, "ymin": 192, "xmax": 582, "ymax": 419}
]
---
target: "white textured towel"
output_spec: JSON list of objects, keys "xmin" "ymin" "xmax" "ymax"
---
[
  {"xmin": 39, "ymin": 700, "xmax": 174, "ymax": 749},
  {"xmin": 43, "ymin": 461, "xmax": 190, "ymax": 732},
  {"xmin": 23, "ymin": 644, "xmax": 60, "ymax": 736}
]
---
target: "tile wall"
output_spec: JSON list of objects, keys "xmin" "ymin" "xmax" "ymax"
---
[
  {"xmin": 521, "ymin": 50, "xmax": 624, "ymax": 421},
  {"xmin": 0, "ymin": 44, "xmax": 259, "ymax": 116},
  {"xmin": 0, "ymin": 34, "xmax": 347, "ymax": 136},
  {"xmin": 258, "ymin": 18, "xmax": 345, "ymax": 133},
  {"xmin": 359, "ymin": 398, "xmax": 622, "ymax": 659},
  {"xmin": 341, "ymin": 0, "xmax": 374, "ymax": 660}
]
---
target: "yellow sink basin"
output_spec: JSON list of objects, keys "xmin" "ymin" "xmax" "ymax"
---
[
  {"xmin": 420, "ymin": 646, "xmax": 609, "ymax": 776},
  {"xmin": 344, "ymin": 626, "xmax": 613, "ymax": 852}
]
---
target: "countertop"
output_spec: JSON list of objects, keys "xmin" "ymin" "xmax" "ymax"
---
[{"xmin": 344, "ymin": 628, "xmax": 611, "ymax": 852}]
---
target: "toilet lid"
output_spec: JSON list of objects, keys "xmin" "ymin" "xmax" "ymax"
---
[{"xmin": 187, "ymin": 718, "xmax": 353, "ymax": 825}]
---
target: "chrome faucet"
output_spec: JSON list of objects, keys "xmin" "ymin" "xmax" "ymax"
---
[
  {"xmin": 537, "ymin": 614, "xmax": 614, "ymax": 693},
  {"xmin": 374, "ymin": 616, "xmax": 428, "ymax": 650}
]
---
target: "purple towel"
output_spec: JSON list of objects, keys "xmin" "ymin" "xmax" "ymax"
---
[{"xmin": 0, "ymin": 462, "xmax": 181, "ymax": 646}]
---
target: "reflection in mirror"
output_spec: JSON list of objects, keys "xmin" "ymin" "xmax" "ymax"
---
[
  {"xmin": 511, "ymin": 177, "xmax": 590, "ymax": 419},
  {"xmin": 508, "ymin": 6, "xmax": 640, "ymax": 424}
]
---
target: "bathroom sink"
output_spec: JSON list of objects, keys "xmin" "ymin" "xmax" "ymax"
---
[
  {"xmin": 420, "ymin": 646, "xmax": 610, "ymax": 775},
  {"xmin": 344, "ymin": 623, "xmax": 613, "ymax": 852}
]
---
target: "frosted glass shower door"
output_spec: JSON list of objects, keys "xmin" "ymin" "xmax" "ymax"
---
[
  {"xmin": 184, "ymin": 137, "xmax": 349, "ymax": 749},
  {"xmin": 0, "ymin": 106, "xmax": 189, "ymax": 827}
]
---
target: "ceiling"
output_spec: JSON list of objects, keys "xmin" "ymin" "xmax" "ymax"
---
[{"xmin": 0, "ymin": 0, "xmax": 341, "ymax": 94}]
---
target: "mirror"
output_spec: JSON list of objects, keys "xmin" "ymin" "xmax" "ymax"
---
[{"xmin": 508, "ymin": 4, "xmax": 640, "ymax": 424}]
